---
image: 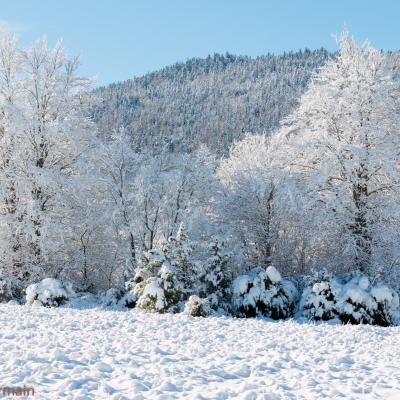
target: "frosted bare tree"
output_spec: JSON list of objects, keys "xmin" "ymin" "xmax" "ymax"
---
[
  {"xmin": 274, "ymin": 32, "xmax": 400, "ymax": 276},
  {"xmin": 0, "ymin": 32, "xmax": 96, "ymax": 284}
]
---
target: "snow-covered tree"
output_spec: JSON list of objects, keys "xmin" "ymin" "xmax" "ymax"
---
[
  {"xmin": 0, "ymin": 32, "xmax": 96, "ymax": 285},
  {"xmin": 95, "ymin": 127, "xmax": 141, "ymax": 279},
  {"xmin": 273, "ymin": 32, "xmax": 400, "ymax": 278},
  {"xmin": 131, "ymin": 223, "xmax": 197, "ymax": 313},
  {"xmin": 198, "ymin": 238, "xmax": 232, "ymax": 310},
  {"xmin": 131, "ymin": 147, "xmax": 217, "ymax": 252},
  {"xmin": 217, "ymin": 134, "xmax": 279, "ymax": 267},
  {"xmin": 217, "ymin": 133, "xmax": 309, "ymax": 274}
]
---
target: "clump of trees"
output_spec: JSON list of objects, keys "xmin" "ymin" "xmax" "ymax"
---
[
  {"xmin": 218, "ymin": 32, "xmax": 400, "ymax": 288},
  {"xmin": 0, "ymin": 31, "xmax": 399, "ymax": 326}
]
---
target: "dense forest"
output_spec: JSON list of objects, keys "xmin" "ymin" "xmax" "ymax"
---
[{"xmin": 92, "ymin": 49, "xmax": 330, "ymax": 154}]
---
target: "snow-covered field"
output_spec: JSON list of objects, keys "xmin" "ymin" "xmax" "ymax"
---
[{"xmin": 0, "ymin": 303, "xmax": 399, "ymax": 400}]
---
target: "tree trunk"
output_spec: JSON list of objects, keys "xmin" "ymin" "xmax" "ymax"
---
[{"xmin": 351, "ymin": 178, "xmax": 371, "ymax": 272}]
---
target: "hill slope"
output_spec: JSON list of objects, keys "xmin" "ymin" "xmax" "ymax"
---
[{"xmin": 92, "ymin": 49, "xmax": 331, "ymax": 155}]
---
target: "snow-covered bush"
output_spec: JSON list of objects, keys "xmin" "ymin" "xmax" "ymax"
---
[
  {"xmin": 184, "ymin": 295, "xmax": 211, "ymax": 317},
  {"xmin": 0, "ymin": 278, "xmax": 12, "ymax": 303},
  {"xmin": 300, "ymin": 272, "xmax": 339, "ymax": 321},
  {"xmin": 300, "ymin": 273, "xmax": 400, "ymax": 326},
  {"xmin": 232, "ymin": 266, "xmax": 298, "ymax": 319},
  {"xmin": 99, "ymin": 287, "xmax": 136, "ymax": 308},
  {"xmin": 25, "ymin": 278, "xmax": 75, "ymax": 307},
  {"xmin": 132, "ymin": 258, "xmax": 181, "ymax": 313},
  {"xmin": 198, "ymin": 239, "xmax": 232, "ymax": 311},
  {"xmin": 0, "ymin": 273, "xmax": 24, "ymax": 302},
  {"xmin": 125, "ymin": 267, "xmax": 147, "ymax": 299},
  {"xmin": 136, "ymin": 277, "xmax": 171, "ymax": 313}
]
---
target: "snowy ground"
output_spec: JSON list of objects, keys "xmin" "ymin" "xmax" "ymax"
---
[{"xmin": 0, "ymin": 303, "xmax": 399, "ymax": 400}]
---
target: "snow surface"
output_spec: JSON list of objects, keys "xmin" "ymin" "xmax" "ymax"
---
[
  {"xmin": 0, "ymin": 303, "xmax": 399, "ymax": 399},
  {"xmin": 266, "ymin": 266, "xmax": 281, "ymax": 283}
]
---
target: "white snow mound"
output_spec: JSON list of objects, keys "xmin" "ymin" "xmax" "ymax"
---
[{"xmin": 266, "ymin": 265, "xmax": 281, "ymax": 283}]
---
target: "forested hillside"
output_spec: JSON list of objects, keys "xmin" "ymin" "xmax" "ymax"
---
[{"xmin": 92, "ymin": 49, "xmax": 330, "ymax": 154}]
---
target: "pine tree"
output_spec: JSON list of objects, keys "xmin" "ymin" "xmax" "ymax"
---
[
  {"xmin": 131, "ymin": 223, "xmax": 197, "ymax": 313},
  {"xmin": 199, "ymin": 238, "xmax": 232, "ymax": 310}
]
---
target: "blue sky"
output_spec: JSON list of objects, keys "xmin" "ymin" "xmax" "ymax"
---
[{"xmin": 1, "ymin": 0, "xmax": 399, "ymax": 86}]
